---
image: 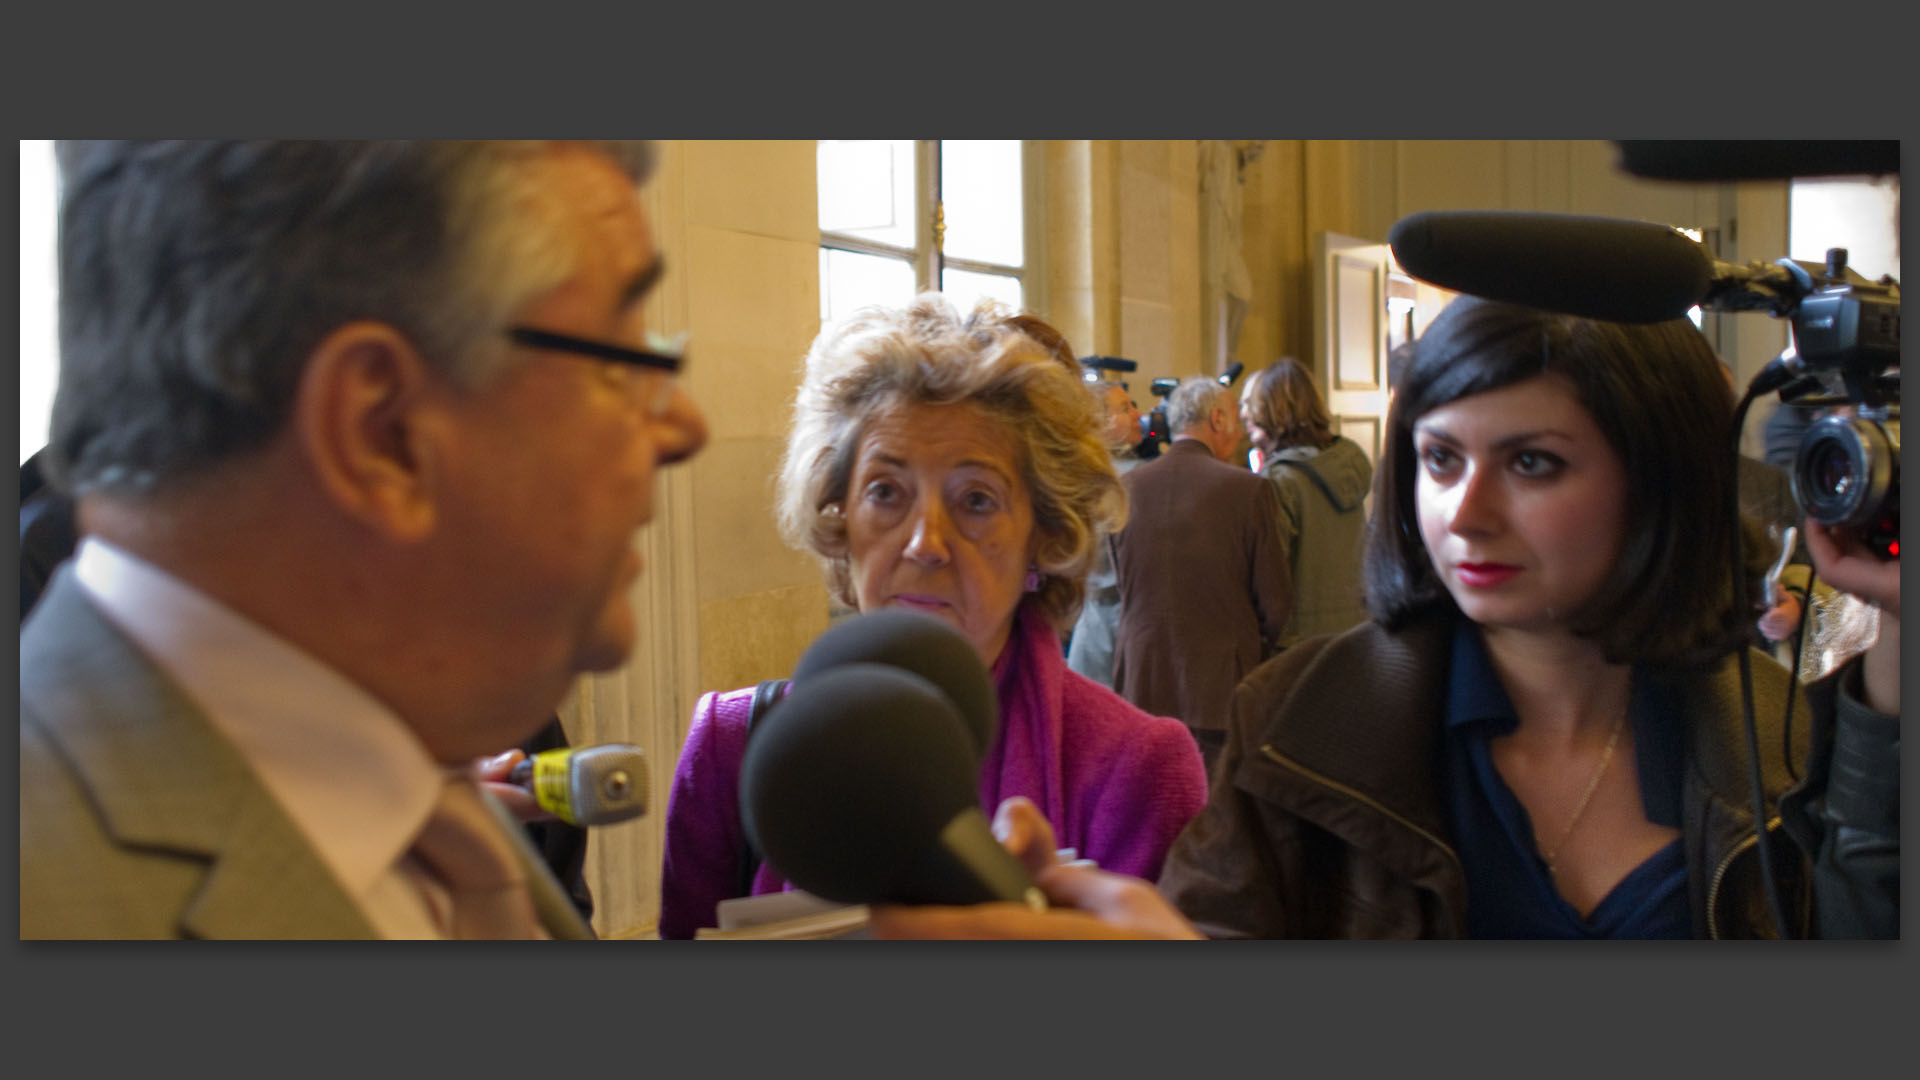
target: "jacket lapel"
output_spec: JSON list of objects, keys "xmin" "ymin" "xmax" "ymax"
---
[{"xmin": 24, "ymin": 571, "xmax": 379, "ymax": 939}]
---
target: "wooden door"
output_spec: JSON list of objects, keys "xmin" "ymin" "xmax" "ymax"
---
[{"xmin": 1312, "ymin": 232, "xmax": 1393, "ymax": 514}]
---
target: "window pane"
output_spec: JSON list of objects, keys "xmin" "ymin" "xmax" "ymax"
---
[
  {"xmin": 1791, "ymin": 176, "xmax": 1901, "ymax": 283},
  {"xmin": 941, "ymin": 140, "xmax": 1023, "ymax": 267},
  {"xmin": 821, "ymin": 247, "xmax": 917, "ymax": 325},
  {"xmin": 20, "ymin": 139, "xmax": 59, "ymax": 464},
  {"xmin": 818, "ymin": 140, "xmax": 917, "ymax": 250},
  {"xmin": 939, "ymin": 267, "xmax": 1023, "ymax": 316}
]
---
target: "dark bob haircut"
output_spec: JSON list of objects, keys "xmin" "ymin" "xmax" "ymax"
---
[{"xmin": 1362, "ymin": 296, "xmax": 1747, "ymax": 666}]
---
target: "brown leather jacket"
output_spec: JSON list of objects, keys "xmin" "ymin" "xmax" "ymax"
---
[{"xmin": 1159, "ymin": 612, "xmax": 1891, "ymax": 939}]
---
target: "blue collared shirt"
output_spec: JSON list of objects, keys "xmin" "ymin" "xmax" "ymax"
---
[{"xmin": 1442, "ymin": 619, "xmax": 1691, "ymax": 938}]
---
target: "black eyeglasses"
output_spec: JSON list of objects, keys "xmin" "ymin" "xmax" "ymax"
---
[
  {"xmin": 507, "ymin": 326, "xmax": 686, "ymax": 374},
  {"xmin": 508, "ymin": 325, "xmax": 687, "ymax": 416}
]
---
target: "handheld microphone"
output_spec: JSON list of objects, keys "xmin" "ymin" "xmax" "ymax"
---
[
  {"xmin": 788, "ymin": 608, "xmax": 998, "ymax": 760},
  {"xmin": 507, "ymin": 744, "xmax": 648, "ymax": 827},
  {"xmin": 1388, "ymin": 210, "xmax": 1715, "ymax": 323},
  {"xmin": 738, "ymin": 663, "xmax": 1046, "ymax": 910}
]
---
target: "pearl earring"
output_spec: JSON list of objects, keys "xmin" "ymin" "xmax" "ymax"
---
[{"xmin": 1024, "ymin": 567, "xmax": 1041, "ymax": 592}]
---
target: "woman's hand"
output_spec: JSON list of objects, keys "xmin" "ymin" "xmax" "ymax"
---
[
  {"xmin": 868, "ymin": 797, "xmax": 1204, "ymax": 939},
  {"xmin": 871, "ymin": 860, "xmax": 1198, "ymax": 937},
  {"xmin": 868, "ymin": 864, "xmax": 1203, "ymax": 939},
  {"xmin": 990, "ymin": 796, "xmax": 1061, "ymax": 878}
]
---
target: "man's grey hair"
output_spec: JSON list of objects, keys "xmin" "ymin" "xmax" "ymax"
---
[
  {"xmin": 1167, "ymin": 376, "xmax": 1227, "ymax": 435},
  {"xmin": 47, "ymin": 139, "xmax": 655, "ymax": 496}
]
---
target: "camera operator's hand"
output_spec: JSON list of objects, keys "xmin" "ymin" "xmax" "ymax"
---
[
  {"xmin": 1804, "ymin": 519, "xmax": 1899, "ymax": 715},
  {"xmin": 1803, "ymin": 520, "xmax": 1899, "ymax": 618}
]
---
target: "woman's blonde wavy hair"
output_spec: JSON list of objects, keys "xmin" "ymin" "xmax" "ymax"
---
[{"xmin": 775, "ymin": 293, "xmax": 1125, "ymax": 632}]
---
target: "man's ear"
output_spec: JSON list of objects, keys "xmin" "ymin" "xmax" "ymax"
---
[{"xmin": 291, "ymin": 322, "xmax": 442, "ymax": 543}]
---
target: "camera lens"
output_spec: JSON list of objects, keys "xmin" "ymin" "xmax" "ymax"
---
[
  {"xmin": 1791, "ymin": 413, "xmax": 1898, "ymax": 530},
  {"xmin": 1810, "ymin": 440, "xmax": 1855, "ymax": 499}
]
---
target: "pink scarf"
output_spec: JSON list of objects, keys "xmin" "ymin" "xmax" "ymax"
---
[{"xmin": 976, "ymin": 600, "xmax": 1077, "ymax": 841}]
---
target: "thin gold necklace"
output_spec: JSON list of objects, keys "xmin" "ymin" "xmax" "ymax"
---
[{"xmin": 1543, "ymin": 711, "xmax": 1628, "ymax": 876}]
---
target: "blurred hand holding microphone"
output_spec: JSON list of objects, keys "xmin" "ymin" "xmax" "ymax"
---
[{"xmin": 491, "ymin": 743, "xmax": 649, "ymax": 827}]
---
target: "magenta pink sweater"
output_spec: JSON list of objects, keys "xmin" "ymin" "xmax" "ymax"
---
[{"xmin": 657, "ymin": 601, "xmax": 1207, "ymax": 938}]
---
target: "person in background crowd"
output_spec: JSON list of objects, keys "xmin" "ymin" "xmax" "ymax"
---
[
  {"xmin": 1715, "ymin": 359, "xmax": 1810, "ymax": 653},
  {"xmin": 1109, "ymin": 375, "xmax": 1291, "ymax": 776},
  {"xmin": 1065, "ymin": 377, "xmax": 1146, "ymax": 687},
  {"xmin": 1239, "ymin": 357, "xmax": 1373, "ymax": 644}
]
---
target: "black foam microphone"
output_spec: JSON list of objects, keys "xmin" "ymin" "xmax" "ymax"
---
[
  {"xmin": 1388, "ymin": 210, "xmax": 1714, "ymax": 323},
  {"xmin": 738, "ymin": 663, "xmax": 1046, "ymax": 909},
  {"xmin": 506, "ymin": 744, "xmax": 648, "ymax": 826},
  {"xmin": 789, "ymin": 608, "xmax": 998, "ymax": 760}
]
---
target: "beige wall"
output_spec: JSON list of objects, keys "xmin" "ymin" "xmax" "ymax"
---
[
  {"xmin": 671, "ymin": 140, "xmax": 834, "ymax": 699},
  {"xmin": 1028, "ymin": 138, "xmax": 1790, "ymax": 414},
  {"xmin": 574, "ymin": 140, "xmax": 832, "ymax": 938}
]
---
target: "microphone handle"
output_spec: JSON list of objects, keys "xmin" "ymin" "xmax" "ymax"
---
[
  {"xmin": 502, "ymin": 748, "xmax": 647, "ymax": 827},
  {"xmin": 895, "ymin": 806, "xmax": 1049, "ymax": 910}
]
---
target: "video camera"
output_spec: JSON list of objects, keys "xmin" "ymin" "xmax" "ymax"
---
[
  {"xmin": 1132, "ymin": 363, "xmax": 1245, "ymax": 461},
  {"xmin": 1135, "ymin": 378, "xmax": 1179, "ymax": 459},
  {"xmin": 1760, "ymin": 249, "xmax": 1900, "ymax": 560},
  {"xmin": 1079, "ymin": 355, "xmax": 1169, "ymax": 461}
]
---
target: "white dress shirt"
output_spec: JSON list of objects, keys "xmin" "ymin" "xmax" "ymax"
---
[{"xmin": 74, "ymin": 537, "xmax": 455, "ymax": 939}]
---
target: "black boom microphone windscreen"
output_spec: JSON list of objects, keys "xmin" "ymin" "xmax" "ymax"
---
[
  {"xmin": 1388, "ymin": 210, "xmax": 1714, "ymax": 323},
  {"xmin": 738, "ymin": 663, "xmax": 1042, "ymax": 908},
  {"xmin": 789, "ymin": 608, "xmax": 998, "ymax": 760},
  {"xmin": 1615, "ymin": 140, "xmax": 1899, "ymax": 182}
]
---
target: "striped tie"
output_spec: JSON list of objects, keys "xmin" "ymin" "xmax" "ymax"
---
[{"xmin": 413, "ymin": 777, "xmax": 547, "ymax": 940}]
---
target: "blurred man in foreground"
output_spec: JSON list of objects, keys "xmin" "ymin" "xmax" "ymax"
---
[{"xmin": 21, "ymin": 141, "xmax": 707, "ymax": 938}]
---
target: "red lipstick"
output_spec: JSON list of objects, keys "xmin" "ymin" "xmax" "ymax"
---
[{"xmin": 1455, "ymin": 563, "xmax": 1520, "ymax": 588}]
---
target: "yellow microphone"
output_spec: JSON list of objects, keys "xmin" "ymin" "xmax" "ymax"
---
[{"xmin": 507, "ymin": 745, "xmax": 648, "ymax": 826}]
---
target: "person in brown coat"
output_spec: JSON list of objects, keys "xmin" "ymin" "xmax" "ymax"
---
[{"xmin": 1110, "ymin": 376, "xmax": 1291, "ymax": 776}]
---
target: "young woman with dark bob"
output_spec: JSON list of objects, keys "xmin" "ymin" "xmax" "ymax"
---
[{"xmin": 1152, "ymin": 296, "xmax": 1899, "ymax": 939}]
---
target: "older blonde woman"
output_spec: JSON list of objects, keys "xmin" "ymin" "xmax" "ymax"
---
[{"xmin": 656, "ymin": 295, "xmax": 1207, "ymax": 938}]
